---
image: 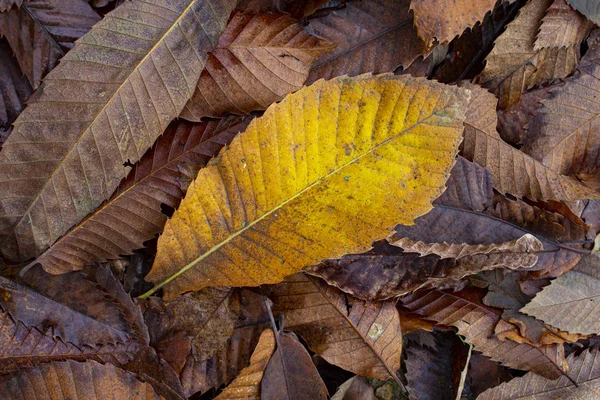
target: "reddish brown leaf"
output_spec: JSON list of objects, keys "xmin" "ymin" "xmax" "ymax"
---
[
  {"xmin": 261, "ymin": 331, "xmax": 328, "ymax": 399},
  {"xmin": 0, "ymin": 0, "xmax": 22, "ymax": 12},
  {"xmin": 306, "ymin": 0, "xmax": 428, "ymax": 83},
  {"xmin": 0, "ymin": 39, "xmax": 31, "ymax": 131},
  {"xmin": 400, "ymin": 287, "xmax": 568, "ymax": 379},
  {"xmin": 0, "ymin": 0, "xmax": 100, "ymax": 89},
  {"xmin": 180, "ymin": 12, "xmax": 334, "ymax": 120},
  {"xmin": 32, "ymin": 117, "xmax": 247, "ymax": 275}
]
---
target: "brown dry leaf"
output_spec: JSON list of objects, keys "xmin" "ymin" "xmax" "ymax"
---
[
  {"xmin": 306, "ymin": 0, "xmax": 428, "ymax": 83},
  {"xmin": 215, "ymin": 329, "xmax": 276, "ymax": 400},
  {"xmin": 566, "ymin": 0, "xmax": 600, "ymax": 24},
  {"xmin": 478, "ymin": 0, "xmax": 581, "ymax": 109},
  {"xmin": 180, "ymin": 12, "xmax": 334, "ymax": 120},
  {"xmin": 410, "ymin": 0, "xmax": 497, "ymax": 45},
  {"xmin": 523, "ymin": 30, "xmax": 600, "ymax": 189},
  {"xmin": 391, "ymin": 234, "xmax": 542, "ymax": 260},
  {"xmin": 0, "ymin": 0, "xmax": 236, "ymax": 264},
  {"xmin": 0, "ymin": 359, "xmax": 170, "ymax": 400},
  {"xmin": 261, "ymin": 331, "xmax": 328, "ymax": 399},
  {"xmin": 0, "ymin": 0, "xmax": 21, "ymax": 12},
  {"xmin": 0, "ymin": 0, "xmax": 100, "ymax": 89},
  {"xmin": 0, "ymin": 265, "xmax": 148, "ymax": 348},
  {"xmin": 400, "ymin": 287, "xmax": 568, "ymax": 379},
  {"xmin": 32, "ymin": 117, "xmax": 247, "ymax": 275},
  {"xmin": 263, "ymin": 273, "xmax": 402, "ymax": 383},
  {"xmin": 534, "ymin": 0, "xmax": 594, "ymax": 50},
  {"xmin": 521, "ymin": 255, "xmax": 600, "ymax": 335},
  {"xmin": 398, "ymin": 308, "xmax": 436, "ymax": 334},
  {"xmin": 463, "ymin": 83, "xmax": 499, "ymax": 135},
  {"xmin": 0, "ymin": 39, "xmax": 31, "ymax": 130},
  {"xmin": 479, "ymin": 347, "xmax": 600, "ymax": 399},
  {"xmin": 331, "ymin": 376, "xmax": 376, "ymax": 400}
]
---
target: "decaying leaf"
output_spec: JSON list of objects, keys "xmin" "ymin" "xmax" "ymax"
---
[
  {"xmin": 0, "ymin": 0, "xmax": 21, "ymax": 12},
  {"xmin": 33, "ymin": 117, "xmax": 247, "ymax": 274},
  {"xmin": 306, "ymin": 0, "xmax": 428, "ymax": 83},
  {"xmin": 410, "ymin": 0, "xmax": 497, "ymax": 45},
  {"xmin": 479, "ymin": 347, "xmax": 600, "ymax": 399},
  {"xmin": 0, "ymin": 359, "xmax": 168, "ymax": 399},
  {"xmin": 0, "ymin": 0, "xmax": 100, "ymax": 89},
  {"xmin": 521, "ymin": 255, "xmax": 600, "ymax": 335},
  {"xmin": 180, "ymin": 12, "xmax": 334, "ymax": 120},
  {"xmin": 566, "ymin": 0, "xmax": 600, "ymax": 24},
  {"xmin": 0, "ymin": 0, "xmax": 236, "ymax": 263},
  {"xmin": 534, "ymin": 0, "xmax": 594, "ymax": 50},
  {"xmin": 400, "ymin": 287, "xmax": 568, "ymax": 379},
  {"xmin": 478, "ymin": 0, "xmax": 581, "ymax": 109},
  {"xmin": 215, "ymin": 329, "xmax": 275, "ymax": 400},
  {"xmin": 0, "ymin": 38, "xmax": 31, "ymax": 130},
  {"xmin": 263, "ymin": 273, "xmax": 402, "ymax": 382},
  {"xmin": 143, "ymin": 74, "xmax": 469, "ymax": 300},
  {"xmin": 330, "ymin": 376, "xmax": 376, "ymax": 400},
  {"xmin": 524, "ymin": 29, "xmax": 600, "ymax": 189},
  {"xmin": 261, "ymin": 331, "xmax": 328, "ymax": 399}
]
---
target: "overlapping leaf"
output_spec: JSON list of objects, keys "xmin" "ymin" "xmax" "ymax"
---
[
  {"xmin": 566, "ymin": 0, "xmax": 600, "ymax": 24},
  {"xmin": 0, "ymin": 0, "xmax": 101, "ymax": 89},
  {"xmin": 400, "ymin": 287, "xmax": 568, "ymax": 379},
  {"xmin": 306, "ymin": 0, "xmax": 428, "ymax": 83},
  {"xmin": 0, "ymin": 0, "xmax": 236, "ymax": 263},
  {"xmin": 0, "ymin": 39, "xmax": 31, "ymax": 130},
  {"xmin": 180, "ymin": 12, "xmax": 334, "ymax": 120},
  {"xmin": 534, "ymin": 0, "xmax": 594, "ymax": 50},
  {"xmin": 263, "ymin": 273, "xmax": 403, "ymax": 382},
  {"xmin": 33, "ymin": 117, "xmax": 247, "ymax": 274},
  {"xmin": 143, "ymin": 74, "xmax": 469, "ymax": 300}
]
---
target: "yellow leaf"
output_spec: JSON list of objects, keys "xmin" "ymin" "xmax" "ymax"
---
[{"xmin": 142, "ymin": 74, "xmax": 470, "ymax": 300}]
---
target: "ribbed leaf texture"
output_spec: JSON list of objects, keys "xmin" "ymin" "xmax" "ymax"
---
[
  {"xmin": 534, "ymin": 0, "xmax": 594, "ymax": 50},
  {"xmin": 263, "ymin": 273, "xmax": 402, "ymax": 382},
  {"xmin": 180, "ymin": 12, "xmax": 334, "ymax": 120},
  {"xmin": 524, "ymin": 30, "xmax": 600, "ymax": 189},
  {"xmin": 400, "ymin": 288, "xmax": 568, "ymax": 379},
  {"xmin": 478, "ymin": 0, "xmax": 582, "ymax": 108},
  {"xmin": 0, "ymin": 0, "xmax": 101, "ymax": 89},
  {"xmin": 306, "ymin": 0, "xmax": 428, "ymax": 83},
  {"xmin": 410, "ymin": 0, "xmax": 497, "ymax": 45},
  {"xmin": 479, "ymin": 347, "xmax": 600, "ymax": 399},
  {"xmin": 0, "ymin": 0, "xmax": 236, "ymax": 263},
  {"xmin": 0, "ymin": 359, "xmax": 165, "ymax": 400},
  {"xmin": 521, "ymin": 255, "xmax": 600, "ymax": 336},
  {"xmin": 215, "ymin": 329, "xmax": 275, "ymax": 400},
  {"xmin": 143, "ymin": 74, "xmax": 469, "ymax": 300},
  {"xmin": 0, "ymin": 39, "xmax": 31, "ymax": 130},
  {"xmin": 566, "ymin": 0, "xmax": 600, "ymax": 24},
  {"xmin": 34, "ymin": 117, "xmax": 247, "ymax": 274}
]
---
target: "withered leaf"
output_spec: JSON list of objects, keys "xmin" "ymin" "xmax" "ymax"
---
[
  {"xmin": 0, "ymin": 359, "xmax": 170, "ymax": 399},
  {"xmin": 33, "ymin": 117, "xmax": 247, "ymax": 275},
  {"xmin": 331, "ymin": 376, "xmax": 376, "ymax": 400},
  {"xmin": 0, "ymin": 0, "xmax": 100, "ymax": 89},
  {"xmin": 479, "ymin": 347, "xmax": 600, "ymax": 399},
  {"xmin": 263, "ymin": 273, "xmax": 403, "ymax": 383},
  {"xmin": 400, "ymin": 287, "xmax": 568, "ymax": 379},
  {"xmin": 215, "ymin": 328, "xmax": 276, "ymax": 400},
  {"xmin": 534, "ymin": 0, "xmax": 594, "ymax": 50},
  {"xmin": 410, "ymin": 0, "xmax": 497, "ymax": 45},
  {"xmin": 0, "ymin": 265, "xmax": 148, "ymax": 347},
  {"xmin": 521, "ymin": 255, "xmax": 600, "ymax": 335},
  {"xmin": 0, "ymin": 0, "xmax": 21, "ymax": 12},
  {"xmin": 261, "ymin": 331, "xmax": 328, "ymax": 400},
  {"xmin": 306, "ymin": 0, "xmax": 428, "ymax": 83},
  {"xmin": 566, "ymin": 0, "xmax": 600, "ymax": 24},
  {"xmin": 0, "ymin": 38, "xmax": 31, "ymax": 130},
  {"xmin": 180, "ymin": 12, "xmax": 334, "ymax": 120},
  {"xmin": 0, "ymin": 0, "xmax": 236, "ymax": 263}
]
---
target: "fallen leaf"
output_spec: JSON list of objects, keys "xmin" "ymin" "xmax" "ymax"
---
[
  {"xmin": 263, "ymin": 273, "xmax": 403, "ymax": 382},
  {"xmin": 143, "ymin": 74, "xmax": 469, "ymax": 300},
  {"xmin": 566, "ymin": 0, "xmax": 600, "ymax": 24},
  {"xmin": 534, "ymin": 0, "xmax": 594, "ymax": 50},
  {"xmin": 306, "ymin": 0, "xmax": 428, "ymax": 83},
  {"xmin": 400, "ymin": 287, "xmax": 568, "ymax": 379},
  {"xmin": 261, "ymin": 331, "xmax": 328, "ymax": 399},
  {"xmin": 331, "ymin": 376, "xmax": 376, "ymax": 400},
  {"xmin": 0, "ymin": 359, "xmax": 170, "ymax": 399},
  {"xmin": 0, "ymin": 0, "xmax": 236, "ymax": 263},
  {"xmin": 180, "ymin": 12, "xmax": 334, "ymax": 120},
  {"xmin": 410, "ymin": 0, "xmax": 497, "ymax": 45},
  {"xmin": 466, "ymin": 352, "xmax": 515, "ymax": 398},
  {"xmin": 0, "ymin": 39, "xmax": 32, "ymax": 130},
  {"xmin": 215, "ymin": 328, "xmax": 276, "ymax": 400},
  {"xmin": 478, "ymin": 0, "xmax": 581, "ymax": 109},
  {"xmin": 0, "ymin": 0, "xmax": 21, "ymax": 12},
  {"xmin": 0, "ymin": 0, "xmax": 100, "ymax": 89},
  {"xmin": 521, "ymin": 255, "xmax": 600, "ymax": 335},
  {"xmin": 523, "ymin": 29, "xmax": 600, "ymax": 189},
  {"xmin": 479, "ymin": 347, "xmax": 600, "ymax": 399},
  {"xmin": 33, "ymin": 117, "xmax": 247, "ymax": 274},
  {"xmin": 398, "ymin": 308, "xmax": 436, "ymax": 334}
]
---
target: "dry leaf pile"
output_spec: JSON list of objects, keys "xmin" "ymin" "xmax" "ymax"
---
[{"xmin": 0, "ymin": 0, "xmax": 599, "ymax": 399}]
